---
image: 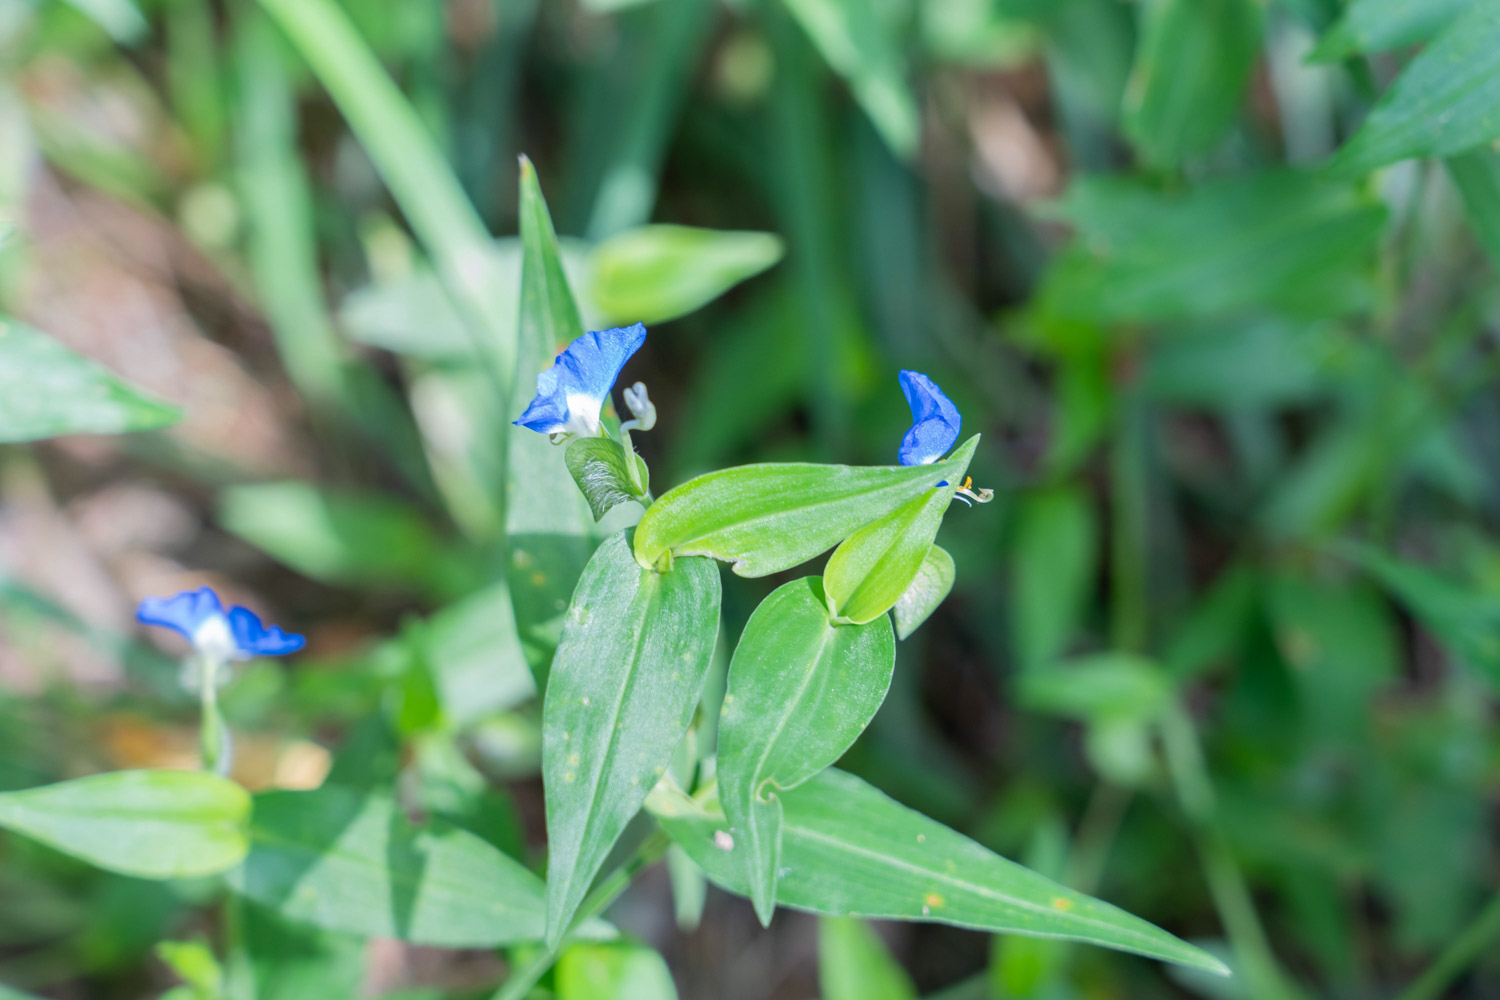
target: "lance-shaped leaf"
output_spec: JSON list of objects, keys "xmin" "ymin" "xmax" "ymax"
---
[
  {"xmin": 543, "ymin": 531, "xmax": 721, "ymax": 946},
  {"xmin": 1310, "ymin": 0, "xmax": 1472, "ymax": 62},
  {"xmin": 566, "ymin": 437, "xmax": 651, "ymax": 521},
  {"xmin": 588, "ymin": 225, "xmax": 784, "ymax": 326},
  {"xmin": 647, "ymin": 769, "xmax": 1228, "ymax": 976},
  {"xmin": 892, "ymin": 545, "xmax": 955, "ymax": 640},
  {"xmin": 0, "ymin": 770, "xmax": 249, "ymax": 879},
  {"xmin": 824, "ymin": 438, "xmax": 975, "ymax": 624},
  {"xmin": 1330, "ymin": 3, "xmax": 1500, "ymax": 175},
  {"xmin": 229, "ymin": 786, "xmax": 558, "ymax": 946},
  {"xmin": 717, "ymin": 578, "xmax": 895, "ymax": 924},
  {"xmin": 633, "ymin": 441, "xmax": 973, "ymax": 576},
  {"xmin": 0, "ymin": 319, "xmax": 180, "ymax": 443}
]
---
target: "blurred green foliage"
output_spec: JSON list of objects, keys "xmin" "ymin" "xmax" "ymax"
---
[{"xmin": 0, "ymin": 0, "xmax": 1499, "ymax": 998}]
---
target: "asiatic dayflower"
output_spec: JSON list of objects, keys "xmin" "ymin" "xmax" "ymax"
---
[
  {"xmin": 136, "ymin": 586, "xmax": 305, "ymax": 663},
  {"xmin": 897, "ymin": 369, "xmax": 991, "ymax": 506},
  {"xmin": 514, "ymin": 322, "xmax": 648, "ymax": 441}
]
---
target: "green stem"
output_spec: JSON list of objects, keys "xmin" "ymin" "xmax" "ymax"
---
[
  {"xmin": 1159, "ymin": 705, "xmax": 1301, "ymax": 1000},
  {"xmin": 198, "ymin": 655, "xmax": 225, "ymax": 775},
  {"xmin": 1395, "ymin": 892, "xmax": 1500, "ymax": 1000},
  {"xmin": 1109, "ymin": 394, "xmax": 1149, "ymax": 653},
  {"xmin": 490, "ymin": 831, "xmax": 671, "ymax": 1000}
]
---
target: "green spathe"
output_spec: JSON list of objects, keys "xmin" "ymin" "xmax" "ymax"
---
[
  {"xmin": 633, "ymin": 443, "xmax": 974, "ymax": 576},
  {"xmin": 824, "ymin": 436, "xmax": 976, "ymax": 624}
]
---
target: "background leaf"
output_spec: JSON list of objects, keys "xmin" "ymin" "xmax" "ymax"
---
[
  {"xmin": 587, "ymin": 225, "xmax": 784, "ymax": 325},
  {"xmin": 819, "ymin": 917, "xmax": 917, "ymax": 1000},
  {"xmin": 229, "ymin": 786, "xmax": 552, "ymax": 947},
  {"xmin": 556, "ymin": 941, "xmax": 679, "ymax": 1000},
  {"xmin": 0, "ymin": 771, "xmax": 249, "ymax": 879},
  {"xmin": 0, "ymin": 319, "xmax": 179, "ymax": 443}
]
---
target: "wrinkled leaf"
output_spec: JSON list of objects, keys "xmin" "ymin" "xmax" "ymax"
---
[
  {"xmin": 892, "ymin": 544, "xmax": 955, "ymax": 640},
  {"xmin": 588, "ymin": 225, "xmax": 784, "ymax": 325},
  {"xmin": 229, "ymin": 786, "xmax": 553, "ymax": 946},
  {"xmin": 0, "ymin": 319, "xmax": 179, "ymax": 443},
  {"xmin": 717, "ymin": 577, "xmax": 895, "ymax": 923},
  {"xmin": 1331, "ymin": 4, "xmax": 1500, "ymax": 174},
  {"xmin": 0, "ymin": 770, "xmax": 249, "ymax": 879},
  {"xmin": 820, "ymin": 917, "xmax": 917, "ymax": 1000},
  {"xmin": 556, "ymin": 941, "xmax": 678, "ymax": 1000},
  {"xmin": 543, "ymin": 532, "xmax": 721, "ymax": 945},
  {"xmin": 566, "ymin": 437, "xmax": 651, "ymax": 522},
  {"xmin": 634, "ymin": 441, "xmax": 974, "ymax": 576},
  {"xmin": 824, "ymin": 437, "xmax": 975, "ymax": 624},
  {"xmin": 648, "ymin": 769, "xmax": 1229, "ymax": 975},
  {"xmin": 1123, "ymin": 0, "xmax": 1261, "ymax": 168}
]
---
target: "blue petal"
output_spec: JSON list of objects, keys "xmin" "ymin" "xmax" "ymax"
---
[
  {"xmin": 135, "ymin": 587, "xmax": 224, "ymax": 643},
  {"xmin": 513, "ymin": 323, "xmax": 648, "ymax": 435},
  {"xmin": 897, "ymin": 370, "xmax": 961, "ymax": 466},
  {"xmin": 226, "ymin": 606, "xmax": 306, "ymax": 657}
]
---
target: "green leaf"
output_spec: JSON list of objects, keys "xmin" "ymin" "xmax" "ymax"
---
[
  {"xmin": 1016, "ymin": 654, "xmax": 1173, "ymax": 725},
  {"xmin": 543, "ymin": 532, "xmax": 721, "ymax": 946},
  {"xmin": 1141, "ymin": 319, "xmax": 1337, "ymax": 409},
  {"xmin": 892, "ymin": 544, "xmax": 955, "ymax": 641},
  {"xmin": 218, "ymin": 482, "xmax": 454, "ymax": 593},
  {"xmin": 227, "ymin": 903, "xmax": 366, "ymax": 1000},
  {"xmin": 647, "ymin": 769, "xmax": 1229, "ymax": 975},
  {"xmin": 784, "ymin": 0, "xmax": 920, "ymax": 158},
  {"xmin": 1036, "ymin": 171, "xmax": 1385, "ymax": 324},
  {"xmin": 566, "ymin": 438, "xmax": 651, "ymax": 522},
  {"xmin": 0, "ymin": 319, "xmax": 180, "ymax": 443},
  {"xmin": 1310, "ymin": 0, "xmax": 1472, "ymax": 62},
  {"xmin": 408, "ymin": 582, "xmax": 537, "ymax": 729},
  {"xmin": 556, "ymin": 942, "xmax": 679, "ymax": 1000},
  {"xmin": 717, "ymin": 577, "xmax": 895, "ymax": 923},
  {"xmin": 156, "ymin": 940, "xmax": 222, "ymax": 997},
  {"xmin": 59, "ymin": 0, "xmax": 148, "ymax": 44},
  {"xmin": 824, "ymin": 437, "xmax": 976, "ymax": 624},
  {"xmin": 1008, "ymin": 487, "xmax": 1097, "ymax": 671},
  {"xmin": 587, "ymin": 225, "xmax": 784, "ymax": 325},
  {"xmin": 1344, "ymin": 544, "xmax": 1500, "ymax": 687},
  {"xmin": 1446, "ymin": 147, "xmax": 1500, "ymax": 269},
  {"xmin": 229, "ymin": 785, "xmax": 553, "ymax": 946},
  {"xmin": 634, "ymin": 440, "xmax": 975, "ymax": 577},
  {"xmin": 1122, "ymin": 0, "xmax": 1262, "ymax": 168},
  {"xmin": 1330, "ymin": 3, "xmax": 1500, "ymax": 174},
  {"xmin": 819, "ymin": 917, "xmax": 917, "ymax": 1000},
  {"xmin": 519, "ymin": 155, "xmax": 585, "ymax": 353},
  {"xmin": 0, "ymin": 770, "xmax": 249, "ymax": 879}
]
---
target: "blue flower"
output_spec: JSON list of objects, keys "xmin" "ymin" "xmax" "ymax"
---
[
  {"xmin": 136, "ymin": 587, "xmax": 305, "ymax": 661},
  {"xmin": 897, "ymin": 370, "xmax": 961, "ymax": 467},
  {"xmin": 514, "ymin": 323, "xmax": 648, "ymax": 438}
]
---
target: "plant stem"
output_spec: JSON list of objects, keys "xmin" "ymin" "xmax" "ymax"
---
[
  {"xmin": 489, "ymin": 831, "xmax": 671, "ymax": 1000},
  {"xmin": 198, "ymin": 655, "xmax": 226, "ymax": 776},
  {"xmin": 1159, "ymin": 704, "xmax": 1302, "ymax": 1000},
  {"xmin": 1395, "ymin": 892, "xmax": 1500, "ymax": 1000}
]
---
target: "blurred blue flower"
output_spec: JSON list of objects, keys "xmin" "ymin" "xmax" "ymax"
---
[
  {"xmin": 897, "ymin": 370, "xmax": 961, "ymax": 467},
  {"xmin": 514, "ymin": 322, "xmax": 647, "ymax": 438},
  {"xmin": 136, "ymin": 587, "xmax": 305, "ymax": 661}
]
